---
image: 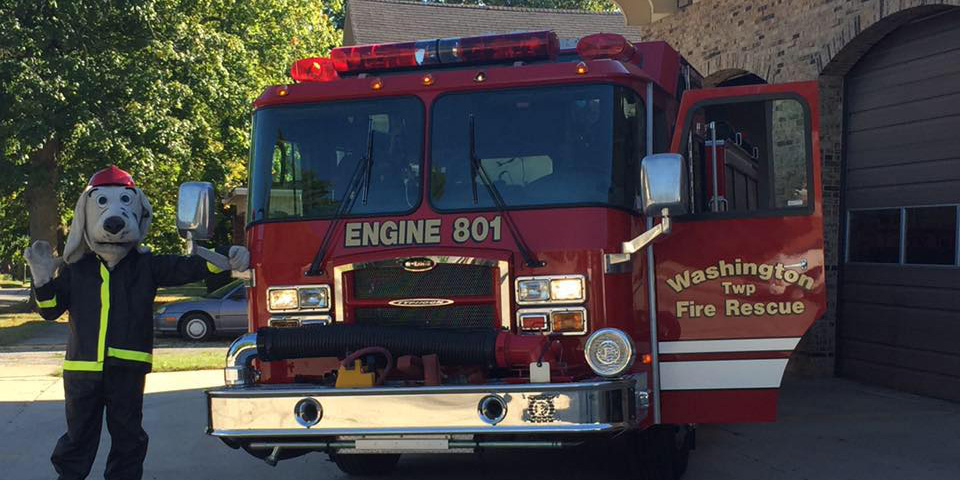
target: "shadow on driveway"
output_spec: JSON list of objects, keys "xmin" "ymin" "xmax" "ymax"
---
[{"xmin": 2, "ymin": 374, "xmax": 959, "ymax": 480}]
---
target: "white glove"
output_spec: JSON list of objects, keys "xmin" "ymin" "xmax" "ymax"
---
[
  {"xmin": 23, "ymin": 241, "xmax": 64, "ymax": 288},
  {"xmin": 228, "ymin": 246, "xmax": 250, "ymax": 272}
]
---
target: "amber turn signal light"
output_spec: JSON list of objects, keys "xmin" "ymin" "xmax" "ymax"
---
[{"xmin": 551, "ymin": 310, "xmax": 585, "ymax": 333}]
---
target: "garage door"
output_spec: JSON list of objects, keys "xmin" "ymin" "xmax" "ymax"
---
[{"xmin": 840, "ymin": 9, "xmax": 960, "ymax": 401}]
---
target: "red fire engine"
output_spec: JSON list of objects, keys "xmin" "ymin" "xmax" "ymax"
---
[{"xmin": 178, "ymin": 30, "xmax": 824, "ymax": 479}]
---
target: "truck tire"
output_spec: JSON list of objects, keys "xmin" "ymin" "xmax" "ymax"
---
[
  {"xmin": 330, "ymin": 453, "xmax": 401, "ymax": 476},
  {"xmin": 623, "ymin": 425, "xmax": 689, "ymax": 480},
  {"xmin": 673, "ymin": 425, "xmax": 693, "ymax": 478}
]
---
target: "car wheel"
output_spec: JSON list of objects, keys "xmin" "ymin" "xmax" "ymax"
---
[
  {"xmin": 330, "ymin": 452, "xmax": 400, "ymax": 476},
  {"xmin": 179, "ymin": 313, "xmax": 214, "ymax": 341}
]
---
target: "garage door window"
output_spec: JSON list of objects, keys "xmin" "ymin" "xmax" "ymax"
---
[
  {"xmin": 905, "ymin": 206, "xmax": 957, "ymax": 265},
  {"xmin": 847, "ymin": 209, "xmax": 901, "ymax": 263},
  {"xmin": 847, "ymin": 206, "xmax": 959, "ymax": 266}
]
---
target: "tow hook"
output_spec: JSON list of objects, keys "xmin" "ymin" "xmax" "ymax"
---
[{"xmin": 265, "ymin": 446, "xmax": 282, "ymax": 467}]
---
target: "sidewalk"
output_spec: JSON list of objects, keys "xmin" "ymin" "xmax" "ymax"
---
[
  {"xmin": 0, "ymin": 287, "xmax": 30, "ymax": 310},
  {"xmin": 1, "ymin": 369, "xmax": 958, "ymax": 480}
]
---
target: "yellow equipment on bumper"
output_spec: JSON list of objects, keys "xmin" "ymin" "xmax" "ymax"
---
[{"xmin": 335, "ymin": 359, "xmax": 377, "ymax": 388}]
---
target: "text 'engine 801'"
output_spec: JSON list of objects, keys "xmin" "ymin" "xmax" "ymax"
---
[{"xmin": 344, "ymin": 216, "xmax": 502, "ymax": 247}]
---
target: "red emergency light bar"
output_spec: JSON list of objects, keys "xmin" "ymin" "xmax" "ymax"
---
[{"xmin": 329, "ymin": 31, "xmax": 560, "ymax": 75}]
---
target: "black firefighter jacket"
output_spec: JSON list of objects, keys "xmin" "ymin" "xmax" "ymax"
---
[{"xmin": 34, "ymin": 250, "xmax": 223, "ymax": 376}]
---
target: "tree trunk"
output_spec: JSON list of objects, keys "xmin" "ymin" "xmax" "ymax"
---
[{"xmin": 24, "ymin": 138, "xmax": 61, "ymax": 252}]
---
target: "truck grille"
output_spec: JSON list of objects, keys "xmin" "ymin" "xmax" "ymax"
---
[
  {"xmin": 354, "ymin": 304, "xmax": 495, "ymax": 330},
  {"xmin": 353, "ymin": 264, "xmax": 492, "ymax": 299},
  {"xmin": 344, "ymin": 260, "xmax": 500, "ymax": 330}
]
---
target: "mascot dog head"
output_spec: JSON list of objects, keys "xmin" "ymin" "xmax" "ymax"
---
[{"xmin": 63, "ymin": 165, "xmax": 152, "ymax": 267}]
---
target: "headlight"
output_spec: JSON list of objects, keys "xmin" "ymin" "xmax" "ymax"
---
[
  {"xmin": 516, "ymin": 275, "xmax": 585, "ymax": 304},
  {"xmin": 550, "ymin": 278, "xmax": 585, "ymax": 301},
  {"xmin": 517, "ymin": 279, "xmax": 550, "ymax": 302},
  {"xmin": 584, "ymin": 328, "xmax": 635, "ymax": 377},
  {"xmin": 268, "ymin": 285, "xmax": 332, "ymax": 312},
  {"xmin": 268, "ymin": 288, "xmax": 298, "ymax": 311},
  {"xmin": 298, "ymin": 287, "xmax": 330, "ymax": 310}
]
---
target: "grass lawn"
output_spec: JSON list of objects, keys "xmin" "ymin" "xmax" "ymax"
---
[
  {"xmin": 0, "ymin": 273, "xmax": 28, "ymax": 288},
  {"xmin": 0, "ymin": 312, "xmax": 64, "ymax": 346},
  {"xmin": 152, "ymin": 349, "xmax": 224, "ymax": 372}
]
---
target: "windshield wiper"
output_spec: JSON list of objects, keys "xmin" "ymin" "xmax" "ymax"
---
[
  {"xmin": 306, "ymin": 119, "xmax": 375, "ymax": 276},
  {"xmin": 468, "ymin": 115, "xmax": 545, "ymax": 268}
]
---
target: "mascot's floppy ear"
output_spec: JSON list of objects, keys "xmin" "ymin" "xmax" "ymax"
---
[
  {"xmin": 135, "ymin": 186, "xmax": 153, "ymax": 243},
  {"xmin": 63, "ymin": 188, "xmax": 91, "ymax": 264}
]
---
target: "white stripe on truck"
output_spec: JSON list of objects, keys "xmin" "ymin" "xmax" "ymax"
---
[
  {"xmin": 658, "ymin": 337, "xmax": 801, "ymax": 354},
  {"xmin": 659, "ymin": 359, "xmax": 789, "ymax": 390}
]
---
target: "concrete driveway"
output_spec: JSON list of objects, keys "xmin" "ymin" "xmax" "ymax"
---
[
  {"xmin": 0, "ymin": 287, "xmax": 30, "ymax": 310},
  {"xmin": 2, "ymin": 371, "xmax": 959, "ymax": 480}
]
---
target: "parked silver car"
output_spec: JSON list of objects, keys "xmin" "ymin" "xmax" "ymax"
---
[{"xmin": 154, "ymin": 280, "xmax": 247, "ymax": 341}]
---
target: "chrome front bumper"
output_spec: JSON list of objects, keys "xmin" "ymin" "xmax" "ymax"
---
[{"xmin": 207, "ymin": 376, "xmax": 647, "ymax": 438}]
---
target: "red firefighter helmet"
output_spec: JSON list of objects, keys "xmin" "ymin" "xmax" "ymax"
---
[{"xmin": 88, "ymin": 165, "xmax": 135, "ymax": 187}]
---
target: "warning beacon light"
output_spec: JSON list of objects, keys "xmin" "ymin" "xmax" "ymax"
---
[
  {"xmin": 576, "ymin": 33, "xmax": 637, "ymax": 62},
  {"xmin": 290, "ymin": 57, "xmax": 339, "ymax": 82},
  {"xmin": 328, "ymin": 31, "xmax": 560, "ymax": 75}
]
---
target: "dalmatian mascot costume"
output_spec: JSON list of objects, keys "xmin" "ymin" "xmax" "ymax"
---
[{"xmin": 24, "ymin": 165, "xmax": 249, "ymax": 480}]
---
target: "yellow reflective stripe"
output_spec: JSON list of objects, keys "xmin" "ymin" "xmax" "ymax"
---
[
  {"xmin": 63, "ymin": 360, "xmax": 103, "ymax": 372},
  {"xmin": 36, "ymin": 297, "xmax": 57, "ymax": 308},
  {"xmin": 206, "ymin": 261, "xmax": 224, "ymax": 274},
  {"xmin": 98, "ymin": 263, "xmax": 110, "ymax": 363},
  {"xmin": 107, "ymin": 347, "xmax": 153, "ymax": 364}
]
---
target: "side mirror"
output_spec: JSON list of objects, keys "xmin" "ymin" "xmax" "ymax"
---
[
  {"xmin": 607, "ymin": 153, "xmax": 688, "ymax": 267},
  {"xmin": 177, "ymin": 182, "xmax": 216, "ymax": 241},
  {"xmin": 639, "ymin": 153, "xmax": 688, "ymax": 216}
]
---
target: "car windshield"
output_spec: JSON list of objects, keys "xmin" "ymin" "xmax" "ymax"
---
[
  {"xmin": 206, "ymin": 280, "xmax": 243, "ymax": 299},
  {"xmin": 430, "ymin": 84, "xmax": 642, "ymax": 211},
  {"xmin": 248, "ymin": 97, "xmax": 424, "ymax": 222}
]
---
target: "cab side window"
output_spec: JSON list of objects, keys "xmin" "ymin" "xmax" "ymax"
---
[{"xmin": 684, "ymin": 98, "xmax": 809, "ymax": 214}]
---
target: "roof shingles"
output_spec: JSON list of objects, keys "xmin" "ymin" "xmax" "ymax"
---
[{"xmin": 345, "ymin": 0, "xmax": 646, "ymax": 45}]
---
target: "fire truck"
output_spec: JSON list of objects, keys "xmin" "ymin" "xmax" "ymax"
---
[{"xmin": 177, "ymin": 30, "xmax": 824, "ymax": 479}]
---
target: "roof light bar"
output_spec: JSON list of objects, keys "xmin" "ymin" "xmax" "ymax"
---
[
  {"xmin": 437, "ymin": 31, "xmax": 559, "ymax": 65},
  {"xmin": 576, "ymin": 33, "xmax": 636, "ymax": 61},
  {"xmin": 331, "ymin": 39, "xmax": 439, "ymax": 75},
  {"xmin": 328, "ymin": 31, "xmax": 560, "ymax": 75}
]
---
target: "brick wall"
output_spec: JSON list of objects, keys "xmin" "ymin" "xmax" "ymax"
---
[{"xmin": 629, "ymin": 0, "xmax": 960, "ymax": 374}]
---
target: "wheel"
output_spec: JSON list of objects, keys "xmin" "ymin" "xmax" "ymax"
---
[
  {"xmin": 622, "ymin": 425, "xmax": 691, "ymax": 480},
  {"xmin": 672, "ymin": 425, "xmax": 694, "ymax": 478},
  {"xmin": 330, "ymin": 452, "xmax": 400, "ymax": 476},
  {"xmin": 178, "ymin": 313, "xmax": 214, "ymax": 341}
]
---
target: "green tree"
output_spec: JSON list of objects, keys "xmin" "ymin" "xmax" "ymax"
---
[
  {"xmin": 0, "ymin": 0, "xmax": 342, "ymax": 269},
  {"xmin": 430, "ymin": 0, "xmax": 618, "ymax": 11}
]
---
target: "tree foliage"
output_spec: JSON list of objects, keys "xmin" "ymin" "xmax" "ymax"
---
[{"xmin": 0, "ymin": 0, "xmax": 342, "ymax": 271}]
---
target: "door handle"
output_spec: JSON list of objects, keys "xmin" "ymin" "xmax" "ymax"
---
[{"xmin": 783, "ymin": 258, "xmax": 808, "ymax": 270}]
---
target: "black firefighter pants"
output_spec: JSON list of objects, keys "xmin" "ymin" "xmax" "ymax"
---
[{"xmin": 51, "ymin": 367, "xmax": 148, "ymax": 480}]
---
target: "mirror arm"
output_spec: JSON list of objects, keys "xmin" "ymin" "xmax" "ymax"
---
[
  {"xmin": 184, "ymin": 231, "xmax": 196, "ymax": 255},
  {"xmin": 605, "ymin": 208, "xmax": 672, "ymax": 265},
  {"xmin": 183, "ymin": 230, "xmax": 232, "ymax": 271}
]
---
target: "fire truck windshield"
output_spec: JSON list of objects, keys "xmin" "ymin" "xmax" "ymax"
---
[
  {"xmin": 430, "ymin": 84, "xmax": 641, "ymax": 211},
  {"xmin": 248, "ymin": 97, "xmax": 424, "ymax": 222}
]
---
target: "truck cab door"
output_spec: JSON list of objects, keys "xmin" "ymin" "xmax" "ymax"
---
[{"xmin": 655, "ymin": 81, "xmax": 825, "ymax": 423}]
